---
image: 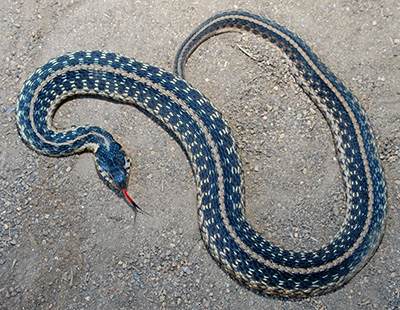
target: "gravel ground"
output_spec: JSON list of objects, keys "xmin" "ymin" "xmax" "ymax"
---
[{"xmin": 1, "ymin": 1, "xmax": 399, "ymax": 309}]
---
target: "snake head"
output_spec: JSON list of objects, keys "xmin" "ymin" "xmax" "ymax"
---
[
  {"xmin": 95, "ymin": 143, "xmax": 140, "ymax": 211},
  {"xmin": 94, "ymin": 143, "xmax": 130, "ymax": 191}
]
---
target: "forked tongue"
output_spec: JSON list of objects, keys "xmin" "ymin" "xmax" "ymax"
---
[{"xmin": 123, "ymin": 189, "xmax": 142, "ymax": 211}]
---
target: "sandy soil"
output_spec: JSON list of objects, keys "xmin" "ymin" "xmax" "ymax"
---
[{"xmin": 1, "ymin": 1, "xmax": 399, "ymax": 309}]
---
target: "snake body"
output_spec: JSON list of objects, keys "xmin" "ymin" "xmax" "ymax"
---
[{"xmin": 16, "ymin": 11, "xmax": 386, "ymax": 297}]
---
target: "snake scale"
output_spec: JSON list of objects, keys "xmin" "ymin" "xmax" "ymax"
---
[{"xmin": 16, "ymin": 11, "xmax": 387, "ymax": 297}]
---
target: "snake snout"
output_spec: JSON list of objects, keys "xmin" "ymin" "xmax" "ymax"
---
[{"xmin": 108, "ymin": 164, "xmax": 128, "ymax": 190}]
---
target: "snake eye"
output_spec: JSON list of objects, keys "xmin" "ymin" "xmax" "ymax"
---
[{"xmin": 124, "ymin": 157, "xmax": 131, "ymax": 173}]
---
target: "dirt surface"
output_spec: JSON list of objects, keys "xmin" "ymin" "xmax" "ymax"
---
[{"xmin": 1, "ymin": 1, "xmax": 399, "ymax": 309}]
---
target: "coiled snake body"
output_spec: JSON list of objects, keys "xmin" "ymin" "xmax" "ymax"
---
[{"xmin": 16, "ymin": 11, "xmax": 387, "ymax": 297}]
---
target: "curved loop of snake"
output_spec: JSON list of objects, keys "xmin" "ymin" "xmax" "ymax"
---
[{"xmin": 16, "ymin": 11, "xmax": 386, "ymax": 297}]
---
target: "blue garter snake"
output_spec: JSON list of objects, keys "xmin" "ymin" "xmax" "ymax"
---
[{"xmin": 16, "ymin": 11, "xmax": 387, "ymax": 297}]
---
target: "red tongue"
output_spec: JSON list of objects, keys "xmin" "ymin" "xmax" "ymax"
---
[{"xmin": 122, "ymin": 189, "xmax": 141, "ymax": 211}]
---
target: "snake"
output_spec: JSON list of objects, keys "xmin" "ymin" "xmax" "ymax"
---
[{"xmin": 16, "ymin": 11, "xmax": 387, "ymax": 297}]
